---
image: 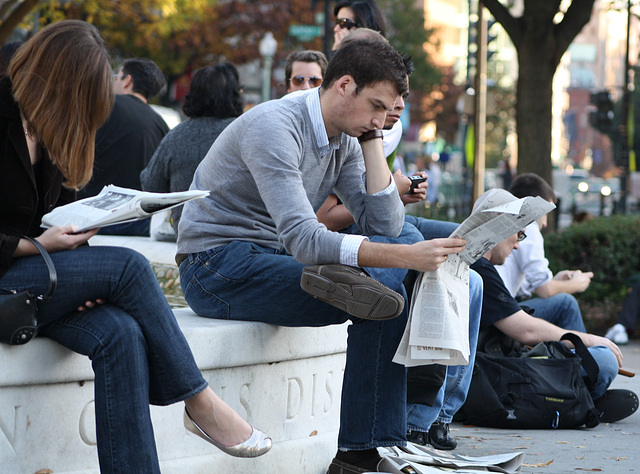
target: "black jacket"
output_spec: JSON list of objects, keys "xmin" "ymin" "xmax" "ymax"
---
[{"xmin": 0, "ymin": 76, "xmax": 75, "ymax": 277}]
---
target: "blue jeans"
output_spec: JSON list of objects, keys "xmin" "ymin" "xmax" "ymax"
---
[
  {"xmin": 0, "ymin": 246, "xmax": 207, "ymax": 473},
  {"xmin": 406, "ymin": 269, "xmax": 483, "ymax": 430},
  {"xmin": 179, "ymin": 223, "xmax": 424, "ymax": 450},
  {"xmin": 404, "ymin": 215, "xmax": 484, "ymax": 430},
  {"xmin": 523, "ymin": 294, "xmax": 617, "ymax": 399}
]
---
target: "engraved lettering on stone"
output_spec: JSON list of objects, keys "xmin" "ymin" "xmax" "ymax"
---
[
  {"xmin": 239, "ymin": 383, "xmax": 251, "ymax": 419},
  {"xmin": 0, "ymin": 406, "xmax": 25, "ymax": 454},
  {"xmin": 324, "ymin": 371, "xmax": 335, "ymax": 413},
  {"xmin": 286, "ymin": 377, "xmax": 303, "ymax": 420},
  {"xmin": 79, "ymin": 401, "xmax": 97, "ymax": 446}
]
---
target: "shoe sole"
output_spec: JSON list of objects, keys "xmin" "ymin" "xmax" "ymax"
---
[
  {"xmin": 595, "ymin": 389, "xmax": 639, "ymax": 423},
  {"xmin": 301, "ymin": 265, "xmax": 404, "ymax": 320}
]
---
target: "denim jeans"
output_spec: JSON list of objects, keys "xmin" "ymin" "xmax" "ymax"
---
[
  {"xmin": 0, "ymin": 246, "xmax": 207, "ymax": 473},
  {"xmin": 179, "ymin": 223, "xmax": 424, "ymax": 450},
  {"xmin": 406, "ymin": 269, "xmax": 483, "ymax": 430},
  {"xmin": 521, "ymin": 293, "xmax": 585, "ymax": 331},
  {"xmin": 522, "ymin": 294, "xmax": 617, "ymax": 399},
  {"xmin": 404, "ymin": 215, "xmax": 483, "ymax": 429}
]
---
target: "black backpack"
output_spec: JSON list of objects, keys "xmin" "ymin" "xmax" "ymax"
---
[{"xmin": 461, "ymin": 328, "xmax": 601, "ymax": 429}]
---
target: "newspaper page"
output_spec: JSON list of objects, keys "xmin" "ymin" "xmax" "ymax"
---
[
  {"xmin": 41, "ymin": 185, "xmax": 209, "ymax": 232},
  {"xmin": 380, "ymin": 444, "xmax": 524, "ymax": 474},
  {"xmin": 394, "ymin": 195, "xmax": 556, "ymax": 367}
]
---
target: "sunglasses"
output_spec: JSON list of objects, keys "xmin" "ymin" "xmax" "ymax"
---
[
  {"xmin": 291, "ymin": 75, "xmax": 323, "ymax": 87},
  {"xmin": 335, "ymin": 18, "xmax": 358, "ymax": 30},
  {"xmin": 517, "ymin": 231, "xmax": 527, "ymax": 242}
]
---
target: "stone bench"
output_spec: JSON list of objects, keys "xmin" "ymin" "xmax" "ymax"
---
[{"xmin": 0, "ymin": 236, "xmax": 348, "ymax": 473}]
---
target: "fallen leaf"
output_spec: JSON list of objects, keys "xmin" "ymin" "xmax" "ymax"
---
[
  {"xmin": 575, "ymin": 446, "xmax": 587, "ymax": 448},
  {"xmin": 556, "ymin": 440, "xmax": 569, "ymax": 444},
  {"xmin": 309, "ymin": 430, "xmax": 318, "ymax": 436},
  {"xmin": 35, "ymin": 470, "xmax": 53, "ymax": 474},
  {"xmin": 576, "ymin": 455, "xmax": 585, "ymax": 460},
  {"xmin": 522, "ymin": 460, "xmax": 553, "ymax": 467}
]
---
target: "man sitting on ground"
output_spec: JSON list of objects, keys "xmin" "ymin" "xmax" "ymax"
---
[{"xmin": 471, "ymin": 188, "xmax": 638, "ymax": 423}]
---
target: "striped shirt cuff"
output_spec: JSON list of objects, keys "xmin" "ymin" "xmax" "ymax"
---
[{"xmin": 340, "ymin": 234, "xmax": 368, "ymax": 266}]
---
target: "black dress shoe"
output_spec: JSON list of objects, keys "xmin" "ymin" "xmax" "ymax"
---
[
  {"xmin": 301, "ymin": 264, "xmax": 404, "ymax": 320},
  {"xmin": 427, "ymin": 421, "xmax": 457, "ymax": 450},
  {"xmin": 594, "ymin": 389, "xmax": 639, "ymax": 423}
]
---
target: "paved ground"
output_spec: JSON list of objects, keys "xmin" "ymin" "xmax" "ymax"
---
[{"xmin": 451, "ymin": 340, "xmax": 640, "ymax": 473}]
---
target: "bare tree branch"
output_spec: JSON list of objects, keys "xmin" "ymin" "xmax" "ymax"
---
[{"xmin": 0, "ymin": 0, "xmax": 40, "ymax": 44}]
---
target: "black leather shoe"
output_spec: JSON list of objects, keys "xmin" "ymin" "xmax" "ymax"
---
[
  {"xmin": 406, "ymin": 428, "xmax": 429, "ymax": 446},
  {"xmin": 594, "ymin": 389, "xmax": 639, "ymax": 423},
  {"xmin": 301, "ymin": 264, "xmax": 404, "ymax": 320},
  {"xmin": 428, "ymin": 421, "xmax": 457, "ymax": 450}
]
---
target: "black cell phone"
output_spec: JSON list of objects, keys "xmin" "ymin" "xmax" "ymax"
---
[{"xmin": 408, "ymin": 175, "xmax": 427, "ymax": 192}]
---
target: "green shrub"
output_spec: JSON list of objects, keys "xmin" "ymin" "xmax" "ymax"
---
[{"xmin": 544, "ymin": 214, "xmax": 640, "ymax": 304}]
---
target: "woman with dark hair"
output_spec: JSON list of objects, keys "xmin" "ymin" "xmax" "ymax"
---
[
  {"xmin": 141, "ymin": 61, "xmax": 244, "ymax": 234},
  {"xmin": 332, "ymin": 0, "xmax": 386, "ymax": 50},
  {"xmin": 0, "ymin": 21, "xmax": 269, "ymax": 472}
]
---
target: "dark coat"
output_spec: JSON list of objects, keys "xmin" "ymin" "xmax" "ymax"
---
[{"xmin": 0, "ymin": 76, "xmax": 75, "ymax": 277}]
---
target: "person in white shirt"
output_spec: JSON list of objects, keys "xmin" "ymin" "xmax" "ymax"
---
[{"xmin": 497, "ymin": 173, "xmax": 593, "ymax": 330}]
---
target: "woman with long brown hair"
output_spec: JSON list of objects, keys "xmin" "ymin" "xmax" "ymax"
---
[{"xmin": 0, "ymin": 20, "xmax": 270, "ymax": 472}]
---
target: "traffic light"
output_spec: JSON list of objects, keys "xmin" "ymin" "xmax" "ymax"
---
[{"xmin": 589, "ymin": 90, "xmax": 614, "ymax": 134}]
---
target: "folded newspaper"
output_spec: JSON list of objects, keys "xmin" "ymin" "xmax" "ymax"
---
[
  {"xmin": 394, "ymin": 195, "xmax": 556, "ymax": 367},
  {"xmin": 379, "ymin": 444, "xmax": 523, "ymax": 473},
  {"xmin": 41, "ymin": 185, "xmax": 209, "ymax": 232}
]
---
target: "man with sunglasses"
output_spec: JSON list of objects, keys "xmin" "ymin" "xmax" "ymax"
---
[
  {"xmin": 177, "ymin": 37, "xmax": 465, "ymax": 474},
  {"xmin": 465, "ymin": 189, "xmax": 637, "ymax": 424},
  {"xmin": 284, "ymin": 50, "xmax": 327, "ymax": 93}
]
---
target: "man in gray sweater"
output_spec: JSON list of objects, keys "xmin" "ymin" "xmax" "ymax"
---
[{"xmin": 177, "ymin": 38, "xmax": 465, "ymax": 474}]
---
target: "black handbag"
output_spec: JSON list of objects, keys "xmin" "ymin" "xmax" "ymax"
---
[{"xmin": 0, "ymin": 236, "xmax": 57, "ymax": 345}]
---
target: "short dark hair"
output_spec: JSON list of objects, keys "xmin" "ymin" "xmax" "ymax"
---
[
  {"xmin": 333, "ymin": 0, "xmax": 386, "ymax": 37},
  {"xmin": 322, "ymin": 37, "xmax": 408, "ymax": 97},
  {"xmin": 284, "ymin": 50, "xmax": 328, "ymax": 88},
  {"xmin": 121, "ymin": 58, "xmax": 165, "ymax": 101},
  {"xmin": 182, "ymin": 62, "xmax": 244, "ymax": 119},
  {"xmin": 509, "ymin": 173, "xmax": 556, "ymax": 202}
]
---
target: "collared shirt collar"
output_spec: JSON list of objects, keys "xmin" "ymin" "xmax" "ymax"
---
[{"xmin": 305, "ymin": 88, "xmax": 343, "ymax": 157}]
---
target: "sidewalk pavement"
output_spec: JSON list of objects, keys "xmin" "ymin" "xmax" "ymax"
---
[{"xmin": 451, "ymin": 340, "xmax": 640, "ymax": 473}]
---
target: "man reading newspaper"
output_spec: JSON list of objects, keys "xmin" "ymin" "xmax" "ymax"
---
[{"xmin": 402, "ymin": 188, "xmax": 555, "ymax": 450}]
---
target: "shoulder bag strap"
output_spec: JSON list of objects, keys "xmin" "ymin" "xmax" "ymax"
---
[
  {"xmin": 560, "ymin": 332, "xmax": 599, "ymax": 389},
  {"xmin": 23, "ymin": 236, "xmax": 57, "ymax": 300}
]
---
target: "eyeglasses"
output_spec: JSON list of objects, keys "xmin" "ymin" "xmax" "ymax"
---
[
  {"xmin": 517, "ymin": 231, "xmax": 527, "ymax": 242},
  {"xmin": 335, "ymin": 18, "xmax": 358, "ymax": 30},
  {"xmin": 291, "ymin": 75, "xmax": 323, "ymax": 87}
]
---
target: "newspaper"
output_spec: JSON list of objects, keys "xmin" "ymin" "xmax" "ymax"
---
[
  {"xmin": 380, "ymin": 444, "xmax": 524, "ymax": 473},
  {"xmin": 41, "ymin": 185, "xmax": 209, "ymax": 232},
  {"xmin": 394, "ymin": 195, "xmax": 556, "ymax": 367}
]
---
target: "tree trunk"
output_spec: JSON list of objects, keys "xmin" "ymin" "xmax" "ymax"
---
[{"xmin": 516, "ymin": 41, "xmax": 556, "ymax": 187}]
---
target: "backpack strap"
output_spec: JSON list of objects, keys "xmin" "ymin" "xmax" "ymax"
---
[{"xmin": 560, "ymin": 332, "xmax": 599, "ymax": 389}]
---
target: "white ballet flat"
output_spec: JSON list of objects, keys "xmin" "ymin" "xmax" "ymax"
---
[{"xmin": 183, "ymin": 408, "xmax": 272, "ymax": 458}]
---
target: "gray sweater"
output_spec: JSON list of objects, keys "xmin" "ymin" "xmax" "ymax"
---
[
  {"xmin": 177, "ymin": 91, "xmax": 404, "ymax": 265},
  {"xmin": 140, "ymin": 116, "xmax": 236, "ymax": 231}
]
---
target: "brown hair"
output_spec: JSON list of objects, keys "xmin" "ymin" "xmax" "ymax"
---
[
  {"xmin": 284, "ymin": 50, "xmax": 328, "ymax": 89},
  {"xmin": 9, "ymin": 20, "xmax": 114, "ymax": 189}
]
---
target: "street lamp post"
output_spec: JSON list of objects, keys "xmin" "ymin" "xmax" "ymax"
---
[{"xmin": 259, "ymin": 32, "xmax": 277, "ymax": 103}]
